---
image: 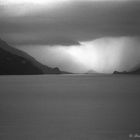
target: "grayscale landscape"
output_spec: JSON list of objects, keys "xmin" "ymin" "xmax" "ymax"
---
[
  {"xmin": 0, "ymin": 74, "xmax": 140, "ymax": 140},
  {"xmin": 1, "ymin": 0, "xmax": 140, "ymax": 139}
]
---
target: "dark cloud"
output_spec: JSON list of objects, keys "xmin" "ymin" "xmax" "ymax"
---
[{"xmin": 0, "ymin": 0, "xmax": 140, "ymax": 45}]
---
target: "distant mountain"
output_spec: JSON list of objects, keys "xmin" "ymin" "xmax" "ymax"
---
[
  {"xmin": 0, "ymin": 38, "xmax": 64, "ymax": 75},
  {"xmin": 86, "ymin": 70, "xmax": 97, "ymax": 74},
  {"xmin": 130, "ymin": 65, "xmax": 140, "ymax": 74},
  {"xmin": 113, "ymin": 68, "xmax": 140, "ymax": 74}
]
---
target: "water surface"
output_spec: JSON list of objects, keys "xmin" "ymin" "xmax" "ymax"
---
[{"xmin": 0, "ymin": 75, "xmax": 140, "ymax": 140}]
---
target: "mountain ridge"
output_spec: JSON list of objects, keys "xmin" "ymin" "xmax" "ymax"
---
[
  {"xmin": 113, "ymin": 68, "xmax": 140, "ymax": 74},
  {"xmin": 0, "ymin": 38, "xmax": 65, "ymax": 75}
]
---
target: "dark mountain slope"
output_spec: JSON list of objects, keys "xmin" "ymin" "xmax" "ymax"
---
[{"xmin": 0, "ymin": 38, "xmax": 62, "ymax": 75}]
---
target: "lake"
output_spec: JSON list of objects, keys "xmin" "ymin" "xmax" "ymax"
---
[{"xmin": 0, "ymin": 74, "xmax": 140, "ymax": 140}]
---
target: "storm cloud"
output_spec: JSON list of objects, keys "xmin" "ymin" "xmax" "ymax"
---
[{"xmin": 1, "ymin": 0, "xmax": 140, "ymax": 44}]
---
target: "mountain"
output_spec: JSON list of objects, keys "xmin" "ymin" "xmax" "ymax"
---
[
  {"xmin": 130, "ymin": 65, "xmax": 140, "ymax": 74},
  {"xmin": 0, "ymin": 38, "xmax": 63, "ymax": 75},
  {"xmin": 86, "ymin": 70, "xmax": 97, "ymax": 74},
  {"xmin": 113, "ymin": 68, "xmax": 140, "ymax": 74}
]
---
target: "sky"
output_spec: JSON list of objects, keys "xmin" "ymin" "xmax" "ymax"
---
[{"xmin": 0, "ymin": 0, "xmax": 140, "ymax": 73}]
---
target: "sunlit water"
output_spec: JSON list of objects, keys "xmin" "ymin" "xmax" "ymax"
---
[{"xmin": 0, "ymin": 74, "xmax": 140, "ymax": 140}]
